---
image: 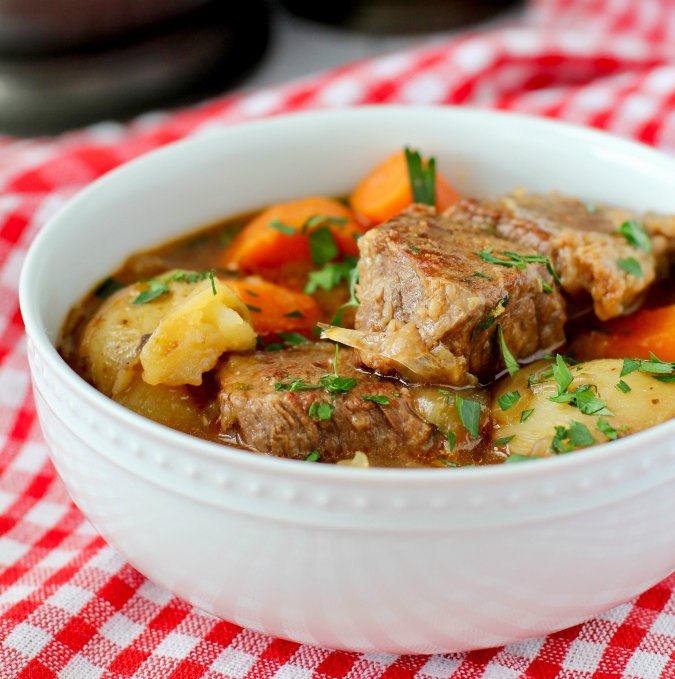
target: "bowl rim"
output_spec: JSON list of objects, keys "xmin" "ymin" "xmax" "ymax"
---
[{"xmin": 19, "ymin": 104, "xmax": 675, "ymax": 486}]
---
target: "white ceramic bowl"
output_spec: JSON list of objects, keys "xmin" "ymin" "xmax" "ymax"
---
[{"xmin": 20, "ymin": 106, "xmax": 675, "ymax": 654}]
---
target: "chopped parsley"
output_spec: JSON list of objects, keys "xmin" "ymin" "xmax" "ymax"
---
[
  {"xmin": 494, "ymin": 435, "xmax": 515, "ymax": 446},
  {"xmin": 596, "ymin": 417, "xmax": 618, "ymax": 440},
  {"xmin": 455, "ymin": 395, "xmax": 481, "ymax": 438},
  {"xmin": 278, "ymin": 332, "xmax": 307, "ymax": 347},
  {"xmin": 617, "ymin": 256, "xmax": 643, "ymax": 278},
  {"xmin": 303, "ymin": 214, "xmax": 347, "ymax": 232},
  {"xmin": 331, "ymin": 264, "xmax": 359, "ymax": 326},
  {"xmin": 438, "ymin": 458, "xmax": 458, "ymax": 467},
  {"xmin": 274, "ymin": 378, "xmax": 322, "ymax": 392},
  {"xmin": 132, "ymin": 270, "xmax": 218, "ymax": 305},
  {"xmin": 404, "ymin": 147, "xmax": 436, "ymax": 205},
  {"xmin": 285, "ymin": 310, "xmax": 305, "ymax": 318},
  {"xmin": 439, "ymin": 429, "xmax": 456, "ymax": 451},
  {"xmin": 621, "ymin": 354, "xmax": 675, "ymax": 381},
  {"xmin": 551, "ymin": 421, "xmax": 596, "ymax": 454},
  {"xmin": 304, "ymin": 257, "xmax": 357, "ymax": 294},
  {"xmin": 616, "ymin": 379, "xmax": 631, "ymax": 393},
  {"xmin": 95, "ymin": 277, "xmax": 125, "ymax": 299},
  {"xmin": 504, "ymin": 453, "xmax": 535, "ymax": 464},
  {"xmin": 618, "ymin": 219, "xmax": 651, "ymax": 253},
  {"xmin": 408, "ymin": 245, "xmax": 421, "ymax": 254},
  {"xmin": 520, "ymin": 408, "xmax": 534, "ymax": 423},
  {"xmin": 246, "ymin": 304, "xmax": 261, "ymax": 313},
  {"xmin": 319, "ymin": 345, "xmax": 358, "ymax": 394},
  {"xmin": 264, "ymin": 343, "xmax": 284, "ymax": 352},
  {"xmin": 550, "ymin": 383, "xmax": 613, "ymax": 416},
  {"xmin": 309, "ymin": 226, "xmax": 339, "ymax": 266},
  {"xmin": 477, "ymin": 248, "xmax": 561, "ymax": 285},
  {"xmin": 551, "ymin": 354, "xmax": 573, "ymax": 396},
  {"xmin": 305, "ymin": 450, "xmax": 321, "ymax": 462},
  {"xmin": 473, "ymin": 295, "xmax": 509, "ymax": 336},
  {"xmin": 497, "ymin": 390, "xmax": 521, "ymax": 411},
  {"xmin": 497, "ymin": 324, "xmax": 520, "ymax": 376},
  {"xmin": 473, "ymin": 271, "xmax": 492, "ymax": 279},
  {"xmin": 269, "ymin": 219, "xmax": 296, "ymax": 236},
  {"xmin": 309, "ymin": 401, "xmax": 335, "ymax": 421},
  {"xmin": 362, "ymin": 395, "xmax": 390, "ymax": 405}
]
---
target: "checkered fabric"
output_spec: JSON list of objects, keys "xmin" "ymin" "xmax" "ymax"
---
[{"xmin": 1, "ymin": 0, "xmax": 674, "ymax": 676}]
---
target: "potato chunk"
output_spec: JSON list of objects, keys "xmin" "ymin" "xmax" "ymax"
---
[
  {"xmin": 140, "ymin": 279, "xmax": 256, "ymax": 386},
  {"xmin": 79, "ymin": 271, "xmax": 255, "ymax": 394},
  {"xmin": 492, "ymin": 358, "xmax": 675, "ymax": 457}
]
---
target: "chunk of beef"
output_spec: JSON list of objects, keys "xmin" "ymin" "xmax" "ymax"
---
[
  {"xmin": 217, "ymin": 343, "xmax": 490, "ymax": 466},
  {"xmin": 351, "ymin": 204, "xmax": 566, "ymax": 386},
  {"xmin": 486, "ymin": 191, "xmax": 671, "ymax": 319}
]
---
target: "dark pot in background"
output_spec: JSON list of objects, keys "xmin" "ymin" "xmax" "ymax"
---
[{"xmin": 279, "ymin": 0, "xmax": 520, "ymax": 34}]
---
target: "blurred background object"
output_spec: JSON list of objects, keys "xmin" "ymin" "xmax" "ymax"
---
[
  {"xmin": 279, "ymin": 0, "xmax": 518, "ymax": 34},
  {"xmin": 0, "ymin": 0, "xmax": 521, "ymax": 135}
]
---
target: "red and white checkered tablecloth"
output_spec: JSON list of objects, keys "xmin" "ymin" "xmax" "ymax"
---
[{"xmin": 1, "ymin": 0, "xmax": 674, "ymax": 677}]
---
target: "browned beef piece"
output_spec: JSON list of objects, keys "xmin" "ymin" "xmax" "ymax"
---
[
  {"xmin": 351, "ymin": 204, "xmax": 566, "ymax": 386},
  {"xmin": 217, "ymin": 343, "xmax": 490, "ymax": 466},
  {"xmin": 487, "ymin": 191, "xmax": 671, "ymax": 319}
]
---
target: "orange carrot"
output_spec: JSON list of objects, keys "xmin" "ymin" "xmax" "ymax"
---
[
  {"xmin": 350, "ymin": 150, "xmax": 461, "ymax": 228},
  {"xmin": 226, "ymin": 276, "xmax": 321, "ymax": 336},
  {"xmin": 571, "ymin": 304, "xmax": 675, "ymax": 362},
  {"xmin": 221, "ymin": 197, "xmax": 364, "ymax": 274}
]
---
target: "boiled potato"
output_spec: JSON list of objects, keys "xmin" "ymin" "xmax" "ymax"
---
[
  {"xmin": 411, "ymin": 385, "xmax": 491, "ymax": 463},
  {"xmin": 140, "ymin": 278, "xmax": 255, "ymax": 386},
  {"xmin": 492, "ymin": 358, "xmax": 675, "ymax": 457},
  {"xmin": 79, "ymin": 270, "xmax": 255, "ymax": 394}
]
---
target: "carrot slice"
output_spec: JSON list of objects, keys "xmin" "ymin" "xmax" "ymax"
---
[
  {"xmin": 350, "ymin": 150, "xmax": 461, "ymax": 228},
  {"xmin": 221, "ymin": 197, "xmax": 364, "ymax": 273},
  {"xmin": 225, "ymin": 276, "xmax": 321, "ymax": 336},
  {"xmin": 571, "ymin": 304, "xmax": 675, "ymax": 362}
]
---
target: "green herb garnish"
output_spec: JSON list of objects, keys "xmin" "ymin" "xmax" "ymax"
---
[
  {"xmin": 303, "ymin": 214, "xmax": 347, "ymax": 232},
  {"xmin": 285, "ymin": 310, "xmax": 305, "ymax": 318},
  {"xmin": 362, "ymin": 395, "xmax": 390, "ymax": 405},
  {"xmin": 246, "ymin": 304, "xmax": 261, "ymax": 313},
  {"xmin": 596, "ymin": 417, "xmax": 618, "ymax": 440},
  {"xmin": 497, "ymin": 324, "xmax": 520, "ymax": 376},
  {"xmin": 269, "ymin": 219, "xmax": 296, "ymax": 236},
  {"xmin": 278, "ymin": 332, "xmax": 307, "ymax": 347},
  {"xmin": 616, "ymin": 380, "xmax": 631, "ymax": 393},
  {"xmin": 438, "ymin": 458, "xmax": 458, "ymax": 467},
  {"xmin": 309, "ymin": 226, "xmax": 339, "ymax": 266},
  {"xmin": 305, "ymin": 450, "xmax": 321, "ymax": 462},
  {"xmin": 309, "ymin": 401, "xmax": 335, "ymax": 421},
  {"xmin": 274, "ymin": 378, "xmax": 322, "ymax": 392},
  {"xmin": 504, "ymin": 453, "xmax": 536, "ymax": 464},
  {"xmin": 455, "ymin": 395, "xmax": 481, "ymax": 438},
  {"xmin": 520, "ymin": 408, "xmax": 534, "ymax": 422},
  {"xmin": 304, "ymin": 257, "xmax": 357, "ymax": 294},
  {"xmin": 477, "ymin": 248, "xmax": 561, "ymax": 285},
  {"xmin": 331, "ymin": 264, "xmax": 360, "ymax": 326},
  {"xmin": 497, "ymin": 390, "xmax": 520, "ymax": 411},
  {"xmin": 552, "ymin": 354, "xmax": 573, "ymax": 395},
  {"xmin": 319, "ymin": 345, "xmax": 358, "ymax": 394},
  {"xmin": 618, "ymin": 219, "xmax": 651, "ymax": 253},
  {"xmin": 404, "ymin": 147, "xmax": 436, "ymax": 205},
  {"xmin": 617, "ymin": 256, "xmax": 643, "ymax": 278},
  {"xmin": 494, "ymin": 435, "xmax": 515, "ymax": 446},
  {"xmin": 551, "ymin": 421, "xmax": 596, "ymax": 454},
  {"xmin": 95, "ymin": 277, "xmax": 125, "ymax": 299},
  {"xmin": 621, "ymin": 354, "xmax": 675, "ymax": 380}
]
